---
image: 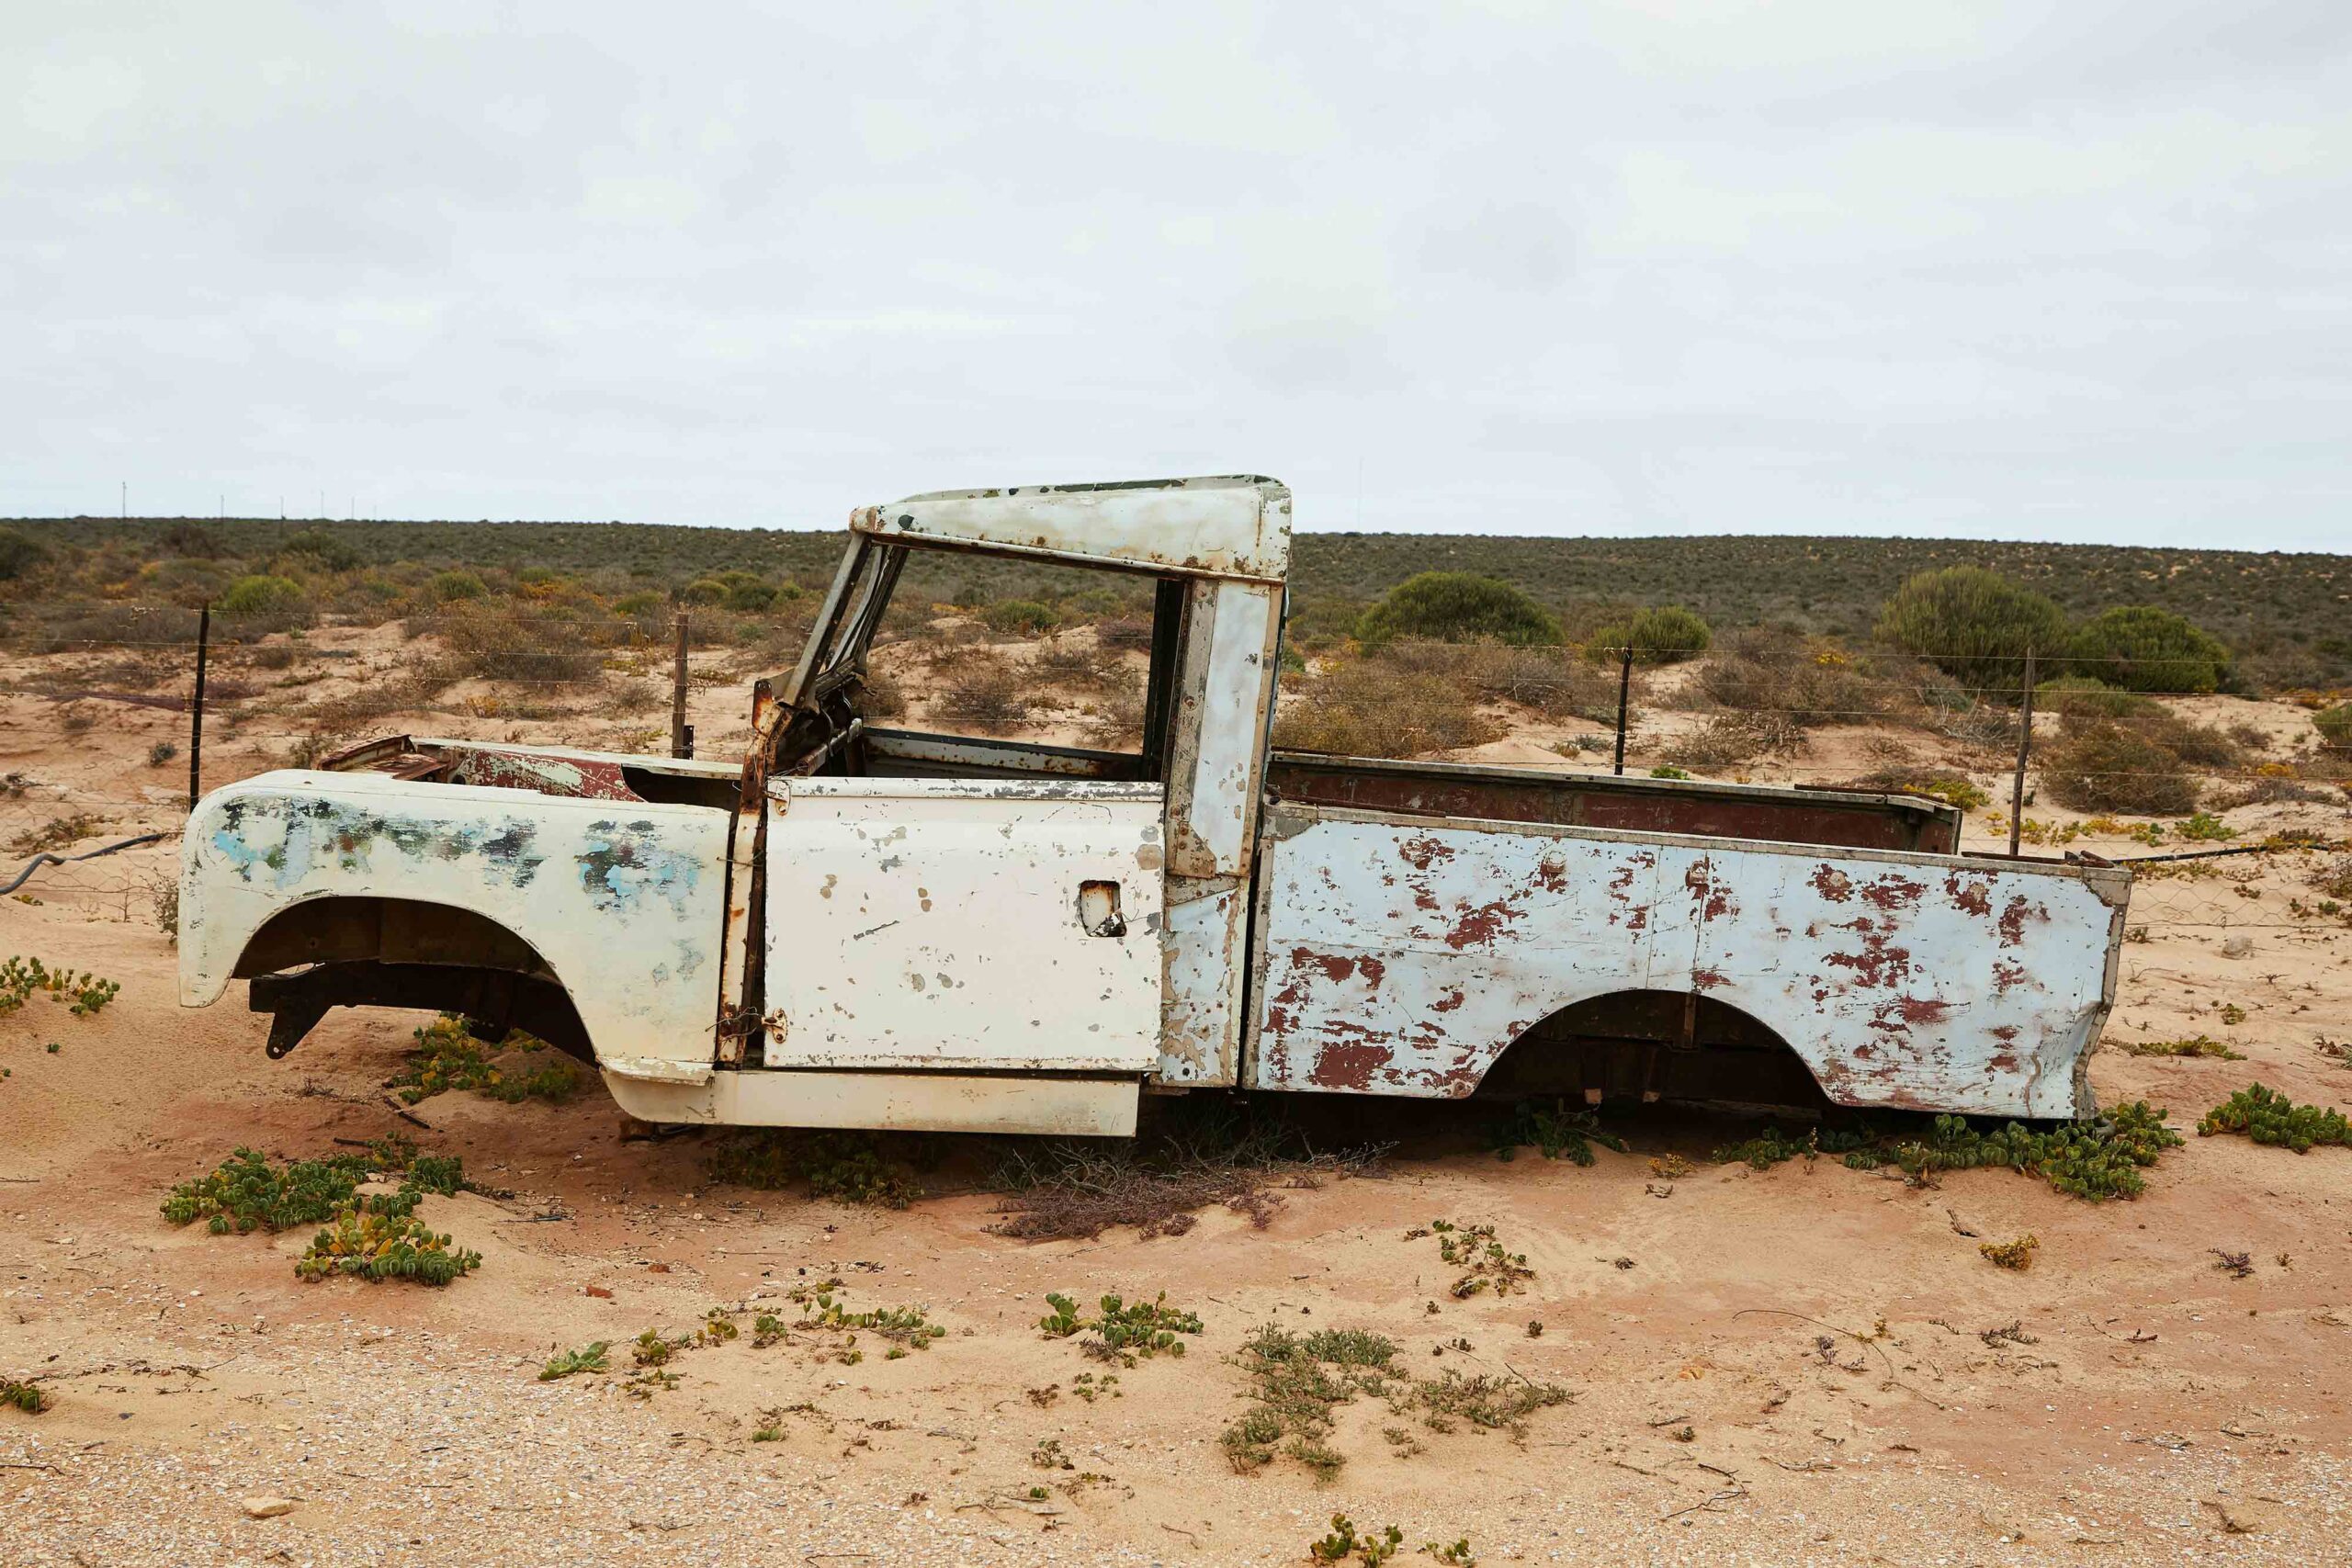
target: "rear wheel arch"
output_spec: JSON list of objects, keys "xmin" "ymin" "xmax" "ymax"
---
[{"xmin": 1469, "ymin": 985, "xmax": 1836, "ymax": 1111}]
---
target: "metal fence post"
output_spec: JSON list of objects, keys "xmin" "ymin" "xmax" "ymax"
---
[
  {"xmin": 2007, "ymin": 647, "xmax": 2036, "ymax": 857},
  {"xmin": 187, "ymin": 604, "xmax": 209, "ymax": 812},
  {"xmin": 670, "ymin": 610, "xmax": 692, "ymax": 759},
  {"xmin": 1612, "ymin": 644, "xmax": 1633, "ymax": 776}
]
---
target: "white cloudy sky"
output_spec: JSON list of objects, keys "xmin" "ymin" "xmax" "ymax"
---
[{"xmin": 5, "ymin": 3, "xmax": 2348, "ymax": 547}]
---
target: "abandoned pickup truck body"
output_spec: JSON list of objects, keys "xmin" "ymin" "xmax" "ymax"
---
[{"xmin": 179, "ymin": 477, "xmax": 2132, "ymax": 1136}]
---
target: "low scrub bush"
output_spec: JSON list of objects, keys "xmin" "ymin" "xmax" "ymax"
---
[
  {"xmin": 539, "ymin": 1341, "xmax": 609, "ymax": 1381},
  {"xmin": 162, "ymin": 1139, "xmax": 470, "ymax": 1234},
  {"xmin": 932, "ymin": 653, "xmax": 1035, "ymax": 734},
  {"xmin": 1037, "ymin": 1291, "xmax": 1201, "ymax": 1363},
  {"xmin": 1359, "ymin": 573, "xmax": 1562, "ymax": 649},
  {"xmin": 1715, "ymin": 1102, "xmax": 2181, "ymax": 1201},
  {"xmin": 391, "ymin": 1015, "xmax": 579, "ymax": 1104},
  {"xmin": 983, "ymin": 598, "xmax": 1060, "ymax": 635},
  {"xmin": 2, "ymin": 1375, "xmax": 49, "ymax": 1414},
  {"xmin": 2313, "ymin": 704, "xmax": 2352, "ymax": 752},
  {"xmin": 0, "ymin": 955, "xmax": 119, "ymax": 1016},
  {"xmin": 1693, "ymin": 627, "xmax": 1914, "ymax": 727},
  {"xmin": 1374, "ymin": 641, "xmax": 1611, "ymax": 722},
  {"xmin": 1426, "ymin": 1219, "xmax": 1533, "ymax": 1298},
  {"xmin": 2041, "ymin": 721, "xmax": 2199, "ymax": 815},
  {"xmin": 1488, "ymin": 1101, "xmax": 1624, "ymax": 1166},
  {"xmin": 1587, "ymin": 604, "xmax": 1711, "ymax": 666},
  {"xmin": 296, "ymin": 1209, "xmax": 481, "ymax": 1286},
  {"xmin": 1221, "ymin": 1325, "xmax": 1399, "ymax": 1475},
  {"xmin": 705, "ymin": 1129, "xmax": 926, "ymax": 1207},
  {"xmin": 1827, "ymin": 771, "xmax": 1990, "ymax": 811},
  {"xmin": 426, "ymin": 570, "xmax": 487, "ymax": 604},
  {"xmin": 2122, "ymin": 1035, "xmax": 2243, "ymax": 1060},
  {"xmin": 793, "ymin": 1283, "xmax": 947, "ymax": 1352},
  {"xmin": 2033, "ymin": 676, "xmax": 2154, "ymax": 718},
  {"xmin": 1309, "ymin": 1516, "xmax": 1403, "ymax": 1563},
  {"xmin": 2198, "ymin": 1084, "xmax": 2352, "ymax": 1152},
  {"xmin": 426, "ymin": 599, "xmax": 610, "ymax": 684},
  {"xmin": 217, "ymin": 574, "xmax": 314, "ymax": 635},
  {"xmin": 1875, "ymin": 566, "xmax": 2067, "ymax": 696},
  {"xmin": 2066, "ymin": 606, "xmax": 2230, "ymax": 694},
  {"xmin": 0, "ymin": 525, "xmax": 46, "ymax": 581},
  {"xmin": 1272, "ymin": 662, "xmax": 1503, "ymax": 758},
  {"xmin": 986, "ymin": 1107, "xmax": 1385, "ymax": 1240}
]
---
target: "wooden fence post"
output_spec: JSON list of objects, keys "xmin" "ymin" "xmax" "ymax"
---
[
  {"xmin": 670, "ymin": 611, "xmax": 692, "ymax": 759},
  {"xmin": 1612, "ymin": 644, "xmax": 1633, "ymax": 776},
  {"xmin": 187, "ymin": 604, "xmax": 209, "ymax": 811},
  {"xmin": 2008, "ymin": 648, "xmax": 2036, "ymax": 857}
]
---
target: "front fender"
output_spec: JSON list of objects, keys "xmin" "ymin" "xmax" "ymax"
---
[{"xmin": 181, "ymin": 771, "xmax": 729, "ymax": 1077}]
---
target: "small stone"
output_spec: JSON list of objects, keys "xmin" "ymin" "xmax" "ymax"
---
[
  {"xmin": 2222, "ymin": 936, "xmax": 2254, "ymax": 958},
  {"xmin": 242, "ymin": 1496, "xmax": 298, "ymax": 1518}
]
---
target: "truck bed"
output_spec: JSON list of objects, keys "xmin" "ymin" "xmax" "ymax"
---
[{"xmin": 1246, "ymin": 773, "xmax": 2130, "ymax": 1119}]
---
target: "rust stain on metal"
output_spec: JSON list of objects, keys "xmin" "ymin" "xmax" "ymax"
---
[{"xmin": 1944, "ymin": 871, "xmax": 1993, "ymax": 917}]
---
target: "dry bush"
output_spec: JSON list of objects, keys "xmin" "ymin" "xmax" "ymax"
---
[
  {"xmin": 932, "ymin": 653, "xmax": 1034, "ymax": 734},
  {"xmin": 986, "ymin": 1116, "xmax": 1387, "ymax": 1242},
  {"xmin": 425, "ymin": 602, "xmax": 613, "ymax": 685},
  {"xmin": 1082, "ymin": 689, "xmax": 1145, "ymax": 750},
  {"xmin": 1694, "ymin": 627, "xmax": 1915, "ymax": 728},
  {"xmin": 2309, "ymin": 855, "xmax": 2352, "ymax": 901},
  {"xmin": 2131, "ymin": 711, "xmax": 2243, "ymax": 770},
  {"xmin": 1272, "ymin": 661, "xmax": 1503, "ymax": 759},
  {"xmin": 1095, "ymin": 616, "xmax": 1154, "ymax": 654},
  {"xmin": 1375, "ymin": 640, "xmax": 1611, "ymax": 722},
  {"xmin": 303, "ymin": 667, "xmax": 449, "ymax": 737},
  {"xmin": 2041, "ymin": 721, "xmax": 2199, "ymax": 815},
  {"xmin": 1033, "ymin": 634, "xmax": 1125, "ymax": 692},
  {"xmin": 1661, "ymin": 712, "xmax": 1798, "ymax": 771},
  {"xmin": 858, "ymin": 668, "xmax": 907, "ymax": 721}
]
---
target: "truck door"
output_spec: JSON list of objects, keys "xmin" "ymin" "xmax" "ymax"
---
[{"xmin": 758, "ymin": 776, "xmax": 1167, "ymax": 1072}]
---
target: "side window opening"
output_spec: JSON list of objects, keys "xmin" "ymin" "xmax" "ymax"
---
[{"xmin": 840, "ymin": 555, "xmax": 1185, "ymax": 784}]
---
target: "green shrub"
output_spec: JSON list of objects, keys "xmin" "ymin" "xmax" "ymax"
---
[
  {"xmin": 2199, "ymin": 1084, "xmax": 2352, "ymax": 1152},
  {"xmin": 426, "ymin": 570, "xmax": 487, "ymax": 604},
  {"xmin": 1357, "ymin": 572, "xmax": 1561, "ymax": 649},
  {"xmin": 2040, "ymin": 720, "xmax": 2199, "ymax": 815},
  {"xmin": 1715, "ymin": 1102, "xmax": 2181, "ymax": 1201},
  {"xmin": 1586, "ymin": 604, "xmax": 1710, "ymax": 665},
  {"xmin": 680, "ymin": 576, "xmax": 729, "ymax": 606},
  {"xmin": 391, "ymin": 1015, "xmax": 579, "ymax": 1104},
  {"xmin": 612, "ymin": 590, "xmax": 669, "ymax": 621},
  {"xmin": 2032, "ymin": 676, "xmax": 2153, "ymax": 718},
  {"xmin": 279, "ymin": 526, "xmax": 359, "ymax": 570},
  {"xmin": 1874, "ymin": 566, "xmax": 2067, "ymax": 695},
  {"xmin": 2066, "ymin": 606, "xmax": 2230, "ymax": 694},
  {"xmin": 983, "ymin": 598, "xmax": 1061, "ymax": 635},
  {"xmin": 705, "ymin": 1129, "xmax": 925, "ymax": 1207},
  {"xmin": 701, "ymin": 569, "xmax": 777, "ymax": 613},
  {"xmin": 217, "ymin": 574, "xmax": 312, "ymax": 629},
  {"xmin": 0, "ymin": 525, "xmax": 47, "ymax": 581},
  {"xmin": 295, "ymin": 1209, "xmax": 481, "ymax": 1286},
  {"xmin": 2316, "ymin": 705, "xmax": 2352, "ymax": 751},
  {"xmin": 1037, "ymin": 1290, "xmax": 1201, "ymax": 1363}
]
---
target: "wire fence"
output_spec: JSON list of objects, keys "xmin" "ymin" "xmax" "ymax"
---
[{"xmin": 1, "ymin": 607, "xmax": 2345, "ymax": 942}]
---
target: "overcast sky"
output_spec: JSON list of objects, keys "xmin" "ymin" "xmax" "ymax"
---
[{"xmin": 5, "ymin": 3, "xmax": 2348, "ymax": 548}]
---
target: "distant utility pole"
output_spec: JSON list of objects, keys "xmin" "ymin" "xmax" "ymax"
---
[{"xmin": 120, "ymin": 479, "xmax": 126, "ymax": 518}]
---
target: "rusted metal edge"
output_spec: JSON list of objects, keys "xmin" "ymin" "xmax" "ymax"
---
[{"xmin": 1267, "ymin": 800, "xmax": 2132, "ymax": 893}]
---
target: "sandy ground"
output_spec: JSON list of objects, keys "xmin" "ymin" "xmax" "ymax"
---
[{"xmin": 4, "ymin": 632, "xmax": 2352, "ymax": 1565}]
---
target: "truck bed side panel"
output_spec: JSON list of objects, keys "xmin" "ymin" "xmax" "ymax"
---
[{"xmin": 1247, "ymin": 804, "xmax": 2128, "ymax": 1119}]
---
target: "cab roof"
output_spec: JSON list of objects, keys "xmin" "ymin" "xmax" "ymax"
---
[{"xmin": 849, "ymin": 474, "xmax": 1291, "ymax": 582}]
